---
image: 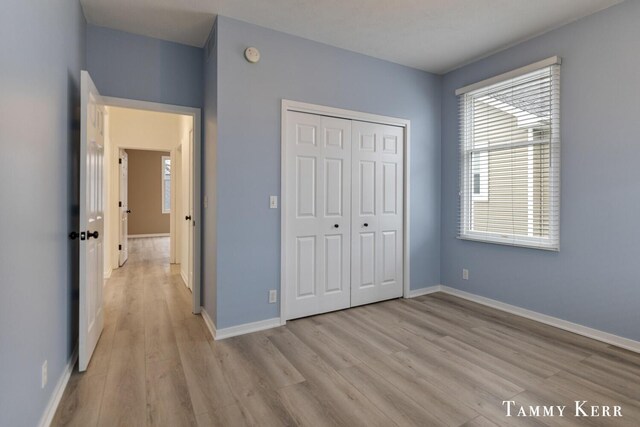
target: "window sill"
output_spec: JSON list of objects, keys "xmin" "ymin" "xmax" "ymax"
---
[{"xmin": 457, "ymin": 234, "xmax": 559, "ymax": 252}]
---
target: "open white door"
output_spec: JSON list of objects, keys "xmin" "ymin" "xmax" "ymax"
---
[
  {"xmin": 79, "ymin": 71, "xmax": 105, "ymax": 372},
  {"xmin": 119, "ymin": 149, "xmax": 129, "ymax": 266},
  {"xmin": 187, "ymin": 129, "xmax": 194, "ymax": 291}
]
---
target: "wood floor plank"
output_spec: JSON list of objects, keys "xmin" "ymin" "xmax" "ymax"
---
[
  {"xmin": 51, "ymin": 372, "xmax": 106, "ymax": 427},
  {"xmin": 286, "ymin": 318, "xmax": 361, "ymax": 370},
  {"xmin": 145, "ymin": 358, "xmax": 198, "ymax": 427},
  {"xmin": 461, "ymin": 416, "xmax": 501, "ymax": 427},
  {"xmin": 97, "ymin": 329, "xmax": 146, "ymax": 427},
  {"xmin": 338, "ymin": 363, "xmax": 445, "ymax": 426},
  {"xmin": 277, "ymin": 382, "xmax": 344, "ymax": 427},
  {"xmin": 434, "ymin": 335, "xmax": 547, "ymax": 388},
  {"xmin": 268, "ymin": 327, "xmax": 397, "ymax": 427},
  {"xmin": 234, "ymin": 332, "xmax": 305, "ymax": 389}
]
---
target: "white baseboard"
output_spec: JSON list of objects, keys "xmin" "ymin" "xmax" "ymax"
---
[
  {"xmin": 128, "ymin": 233, "xmax": 170, "ymax": 239},
  {"xmin": 103, "ymin": 268, "xmax": 112, "ymax": 280},
  {"xmin": 406, "ymin": 285, "xmax": 443, "ymax": 298},
  {"xmin": 200, "ymin": 307, "xmax": 217, "ymax": 339},
  {"xmin": 215, "ymin": 317, "xmax": 282, "ymax": 340},
  {"xmin": 38, "ymin": 346, "xmax": 78, "ymax": 427},
  {"xmin": 438, "ymin": 286, "xmax": 640, "ymax": 354},
  {"xmin": 180, "ymin": 270, "xmax": 189, "ymax": 289}
]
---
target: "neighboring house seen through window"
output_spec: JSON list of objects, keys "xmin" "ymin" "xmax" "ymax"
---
[{"xmin": 162, "ymin": 156, "xmax": 171, "ymax": 214}]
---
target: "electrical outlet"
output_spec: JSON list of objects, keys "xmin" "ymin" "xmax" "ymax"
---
[
  {"xmin": 462, "ymin": 269, "xmax": 469, "ymax": 280},
  {"xmin": 269, "ymin": 289, "xmax": 278, "ymax": 303},
  {"xmin": 270, "ymin": 196, "xmax": 278, "ymax": 209},
  {"xmin": 41, "ymin": 360, "xmax": 48, "ymax": 389}
]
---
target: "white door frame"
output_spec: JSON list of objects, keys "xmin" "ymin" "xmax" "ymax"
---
[
  {"xmin": 104, "ymin": 96, "xmax": 202, "ymax": 314},
  {"xmin": 280, "ymin": 99, "xmax": 411, "ymax": 323}
]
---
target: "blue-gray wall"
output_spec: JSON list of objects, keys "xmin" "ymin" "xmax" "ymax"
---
[
  {"xmin": 0, "ymin": 1, "xmax": 86, "ymax": 426},
  {"xmin": 86, "ymin": 25, "xmax": 203, "ymax": 108},
  {"xmin": 210, "ymin": 17, "xmax": 441, "ymax": 328},
  {"xmin": 441, "ymin": 0, "xmax": 640, "ymax": 341}
]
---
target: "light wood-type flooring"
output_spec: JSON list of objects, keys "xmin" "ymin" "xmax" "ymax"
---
[{"xmin": 53, "ymin": 237, "xmax": 640, "ymax": 426}]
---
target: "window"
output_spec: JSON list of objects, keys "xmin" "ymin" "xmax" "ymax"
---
[
  {"xmin": 458, "ymin": 59, "xmax": 560, "ymax": 250},
  {"xmin": 162, "ymin": 156, "xmax": 171, "ymax": 214}
]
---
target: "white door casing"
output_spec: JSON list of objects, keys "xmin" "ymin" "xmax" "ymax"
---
[
  {"xmin": 119, "ymin": 149, "xmax": 129, "ymax": 266},
  {"xmin": 79, "ymin": 71, "xmax": 105, "ymax": 372},
  {"xmin": 350, "ymin": 121, "xmax": 404, "ymax": 306},
  {"xmin": 285, "ymin": 112, "xmax": 352, "ymax": 319}
]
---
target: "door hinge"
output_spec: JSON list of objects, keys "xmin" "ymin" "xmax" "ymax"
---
[
  {"xmin": 119, "ymin": 244, "xmax": 122, "ymax": 250},
  {"xmin": 119, "ymin": 201, "xmax": 122, "ymax": 207},
  {"xmin": 119, "ymin": 158, "xmax": 122, "ymax": 164}
]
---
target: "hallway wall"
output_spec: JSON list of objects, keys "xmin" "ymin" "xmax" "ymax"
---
[{"xmin": 0, "ymin": 1, "xmax": 86, "ymax": 426}]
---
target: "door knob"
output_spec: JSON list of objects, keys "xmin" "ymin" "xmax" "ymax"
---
[
  {"xmin": 185, "ymin": 215, "xmax": 192, "ymax": 221},
  {"xmin": 87, "ymin": 231, "xmax": 99, "ymax": 239},
  {"xmin": 126, "ymin": 209, "xmax": 132, "ymax": 213},
  {"xmin": 69, "ymin": 231, "xmax": 79, "ymax": 240},
  {"xmin": 363, "ymin": 223, "xmax": 369, "ymax": 227},
  {"xmin": 334, "ymin": 224, "xmax": 339, "ymax": 228}
]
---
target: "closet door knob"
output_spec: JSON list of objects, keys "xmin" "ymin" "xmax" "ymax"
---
[
  {"xmin": 185, "ymin": 216, "xmax": 192, "ymax": 221},
  {"xmin": 363, "ymin": 223, "xmax": 369, "ymax": 227},
  {"xmin": 334, "ymin": 224, "xmax": 339, "ymax": 228}
]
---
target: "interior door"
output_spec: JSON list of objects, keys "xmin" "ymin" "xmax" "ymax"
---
[
  {"xmin": 285, "ymin": 112, "xmax": 352, "ymax": 320},
  {"xmin": 79, "ymin": 70, "xmax": 105, "ymax": 372},
  {"xmin": 351, "ymin": 121, "xmax": 404, "ymax": 306},
  {"xmin": 187, "ymin": 129, "xmax": 194, "ymax": 291},
  {"xmin": 119, "ymin": 149, "xmax": 129, "ymax": 266}
]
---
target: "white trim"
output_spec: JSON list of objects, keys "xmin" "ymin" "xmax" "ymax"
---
[
  {"xmin": 181, "ymin": 270, "xmax": 189, "ymax": 289},
  {"xmin": 102, "ymin": 96, "xmax": 202, "ymax": 315},
  {"xmin": 38, "ymin": 347, "xmax": 78, "ymax": 427},
  {"xmin": 455, "ymin": 56, "xmax": 561, "ymax": 95},
  {"xmin": 215, "ymin": 317, "xmax": 282, "ymax": 340},
  {"xmin": 406, "ymin": 285, "xmax": 443, "ymax": 298},
  {"xmin": 439, "ymin": 286, "xmax": 640, "ymax": 354},
  {"xmin": 200, "ymin": 307, "xmax": 217, "ymax": 340},
  {"xmin": 103, "ymin": 268, "xmax": 112, "ymax": 280},
  {"xmin": 128, "ymin": 233, "xmax": 170, "ymax": 238},
  {"xmin": 280, "ymin": 99, "xmax": 411, "ymax": 322}
]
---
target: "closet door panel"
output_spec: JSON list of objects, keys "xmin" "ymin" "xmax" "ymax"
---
[
  {"xmin": 351, "ymin": 121, "xmax": 404, "ymax": 306},
  {"xmin": 286, "ymin": 112, "xmax": 352, "ymax": 320}
]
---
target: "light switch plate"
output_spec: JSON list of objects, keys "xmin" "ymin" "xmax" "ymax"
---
[
  {"xmin": 270, "ymin": 196, "xmax": 278, "ymax": 209},
  {"xmin": 269, "ymin": 290, "xmax": 278, "ymax": 303}
]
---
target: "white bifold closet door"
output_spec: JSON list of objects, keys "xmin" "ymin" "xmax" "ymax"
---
[
  {"xmin": 350, "ymin": 121, "xmax": 404, "ymax": 306},
  {"xmin": 285, "ymin": 111, "xmax": 403, "ymax": 320},
  {"xmin": 285, "ymin": 112, "xmax": 352, "ymax": 320}
]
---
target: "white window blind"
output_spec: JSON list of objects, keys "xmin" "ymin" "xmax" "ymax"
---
[{"xmin": 458, "ymin": 59, "xmax": 560, "ymax": 250}]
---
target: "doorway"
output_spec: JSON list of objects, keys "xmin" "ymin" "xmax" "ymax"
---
[
  {"xmin": 103, "ymin": 98, "xmax": 201, "ymax": 314},
  {"xmin": 281, "ymin": 100, "xmax": 411, "ymax": 322}
]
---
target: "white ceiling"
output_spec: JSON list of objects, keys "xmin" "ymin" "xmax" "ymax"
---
[{"xmin": 80, "ymin": 0, "xmax": 623, "ymax": 74}]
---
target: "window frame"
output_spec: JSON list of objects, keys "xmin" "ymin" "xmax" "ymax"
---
[
  {"xmin": 458, "ymin": 61, "xmax": 560, "ymax": 251},
  {"xmin": 161, "ymin": 155, "xmax": 171, "ymax": 214}
]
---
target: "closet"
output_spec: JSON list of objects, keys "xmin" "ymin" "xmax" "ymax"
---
[{"xmin": 284, "ymin": 110, "xmax": 405, "ymax": 320}]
